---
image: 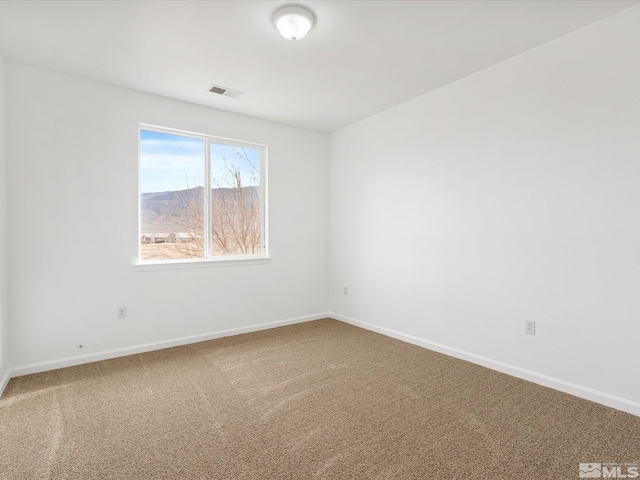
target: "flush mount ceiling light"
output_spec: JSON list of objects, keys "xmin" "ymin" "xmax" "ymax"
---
[{"xmin": 273, "ymin": 6, "xmax": 314, "ymax": 41}]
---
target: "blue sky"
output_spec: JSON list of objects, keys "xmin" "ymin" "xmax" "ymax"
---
[
  {"xmin": 140, "ymin": 129, "xmax": 260, "ymax": 193},
  {"xmin": 210, "ymin": 143, "xmax": 260, "ymax": 189}
]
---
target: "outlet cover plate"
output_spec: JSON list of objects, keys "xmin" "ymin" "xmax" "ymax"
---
[{"xmin": 526, "ymin": 321, "xmax": 536, "ymax": 335}]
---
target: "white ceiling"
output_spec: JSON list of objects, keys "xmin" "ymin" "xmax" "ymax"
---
[{"xmin": 0, "ymin": 0, "xmax": 637, "ymax": 132}]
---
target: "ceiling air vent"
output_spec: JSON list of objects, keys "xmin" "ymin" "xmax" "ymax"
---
[{"xmin": 209, "ymin": 84, "xmax": 244, "ymax": 99}]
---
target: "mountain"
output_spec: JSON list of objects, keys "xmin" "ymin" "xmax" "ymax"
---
[{"xmin": 140, "ymin": 186, "xmax": 259, "ymax": 233}]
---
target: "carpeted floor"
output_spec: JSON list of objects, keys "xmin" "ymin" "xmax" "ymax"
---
[{"xmin": 1, "ymin": 319, "xmax": 638, "ymax": 479}]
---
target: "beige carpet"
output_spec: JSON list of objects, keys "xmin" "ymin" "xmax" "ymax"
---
[{"xmin": 1, "ymin": 319, "xmax": 638, "ymax": 479}]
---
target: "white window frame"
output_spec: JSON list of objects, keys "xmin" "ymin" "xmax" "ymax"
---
[{"xmin": 136, "ymin": 124, "xmax": 269, "ymax": 268}]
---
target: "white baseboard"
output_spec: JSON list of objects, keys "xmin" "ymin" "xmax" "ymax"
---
[
  {"xmin": 331, "ymin": 312, "xmax": 640, "ymax": 418},
  {"xmin": 5, "ymin": 313, "xmax": 330, "ymax": 384},
  {"xmin": 6, "ymin": 311, "xmax": 639, "ymax": 418},
  {"xmin": 0, "ymin": 368, "xmax": 10, "ymax": 398}
]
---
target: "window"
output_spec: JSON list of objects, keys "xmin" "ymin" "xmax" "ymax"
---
[{"xmin": 139, "ymin": 125, "xmax": 267, "ymax": 263}]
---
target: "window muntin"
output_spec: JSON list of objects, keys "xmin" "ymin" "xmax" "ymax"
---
[{"xmin": 139, "ymin": 126, "xmax": 266, "ymax": 263}]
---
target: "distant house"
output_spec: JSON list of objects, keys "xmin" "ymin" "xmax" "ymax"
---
[
  {"xmin": 140, "ymin": 233, "xmax": 170, "ymax": 244},
  {"xmin": 165, "ymin": 233, "xmax": 194, "ymax": 243},
  {"xmin": 141, "ymin": 233, "xmax": 195, "ymax": 244}
]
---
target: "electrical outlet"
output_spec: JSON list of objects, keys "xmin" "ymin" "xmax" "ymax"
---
[
  {"xmin": 344, "ymin": 287, "xmax": 349, "ymax": 296},
  {"xmin": 525, "ymin": 321, "xmax": 536, "ymax": 335},
  {"xmin": 118, "ymin": 306, "xmax": 127, "ymax": 319}
]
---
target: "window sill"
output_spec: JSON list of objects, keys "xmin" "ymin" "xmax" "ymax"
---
[{"xmin": 134, "ymin": 256, "xmax": 271, "ymax": 271}]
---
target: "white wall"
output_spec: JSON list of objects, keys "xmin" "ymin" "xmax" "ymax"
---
[
  {"xmin": 330, "ymin": 6, "xmax": 640, "ymax": 411},
  {"xmin": 0, "ymin": 52, "xmax": 8, "ymax": 388},
  {"xmin": 6, "ymin": 63, "xmax": 329, "ymax": 369}
]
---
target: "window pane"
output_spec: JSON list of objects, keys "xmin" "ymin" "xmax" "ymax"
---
[
  {"xmin": 210, "ymin": 143, "xmax": 261, "ymax": 256},
  {"xmin": 140, "ymin": 130, "xmax": 205, "ymax": 260}
]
